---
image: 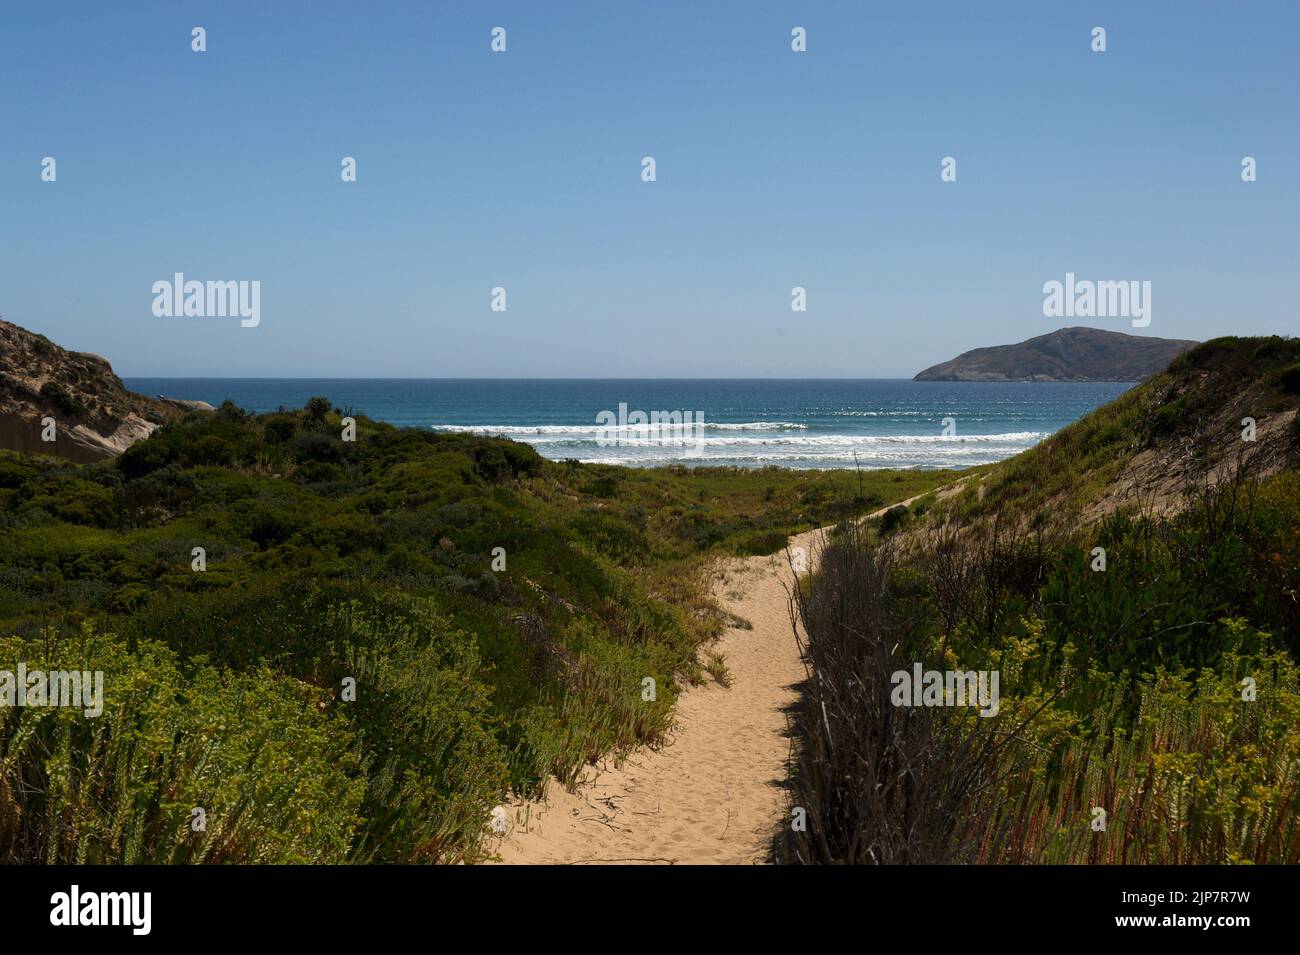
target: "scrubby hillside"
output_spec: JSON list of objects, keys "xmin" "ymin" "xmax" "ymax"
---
[
  {"xmin": 0, "ymin": 318, "xmax": 194, "ymax": 462},
  {"xmin": 782, "ymin": 336, "xmax": 1300, "ymax": 866},
  {"xmin": 928, "ymin": 336, "xmax": 1300, "ymax": 531},
  {"xmin": 0, "ymin": 396, "xmax": 951, "ymax": 863}
]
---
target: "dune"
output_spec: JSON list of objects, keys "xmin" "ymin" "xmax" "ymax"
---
[
  {"xmin": 489, "ymin": 495, "xmax": 940, "ymax": 865},
  {"xmin": 491, "ymin": 529, "xmax": 818, "ymax": 864}
]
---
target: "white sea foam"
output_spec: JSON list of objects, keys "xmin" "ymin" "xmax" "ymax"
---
[
  {"xmin": 432, "ymin": 428, "xmax": 1045, "ymax": 447},
  {"xmin": 429, "ymin": 421, "xmax": 808, "ymax": 435},
  {"xmin": 428, "ymin": 419, "xmax": 1056, "ymax": 469}
]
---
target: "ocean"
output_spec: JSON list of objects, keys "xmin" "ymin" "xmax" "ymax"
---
[{"xmin": 123, "ymin": 379, "xmax": 1131, "ymax": 471}]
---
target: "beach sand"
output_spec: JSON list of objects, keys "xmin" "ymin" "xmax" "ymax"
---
[
  {"xmin": 489, "ymin": 491, "xmax": 950, "ymax": 865},
  {"xmin": 489, "ymin": 525, "xmax": 824, "ymax": 865}
]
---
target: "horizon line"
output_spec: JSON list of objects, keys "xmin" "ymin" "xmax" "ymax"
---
[{"xmin": 119, "ymin": 375, "xmax": 1141, "ymax": 383}]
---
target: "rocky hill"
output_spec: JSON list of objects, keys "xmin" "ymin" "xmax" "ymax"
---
[
  {"xmin": 0, "ymin": 318, "xmax": 200, "ymax": 462},
  {"xmin": 913, "ymin": 327, "xmax": 1198, "ymax": 382}
]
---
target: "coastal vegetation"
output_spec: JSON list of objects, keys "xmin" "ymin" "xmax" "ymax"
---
[
  {"xmin": 5, "ymin": 324, "xmax": 1295, "ymax": 866},
  {"xmin": 779, "ymin": 337, "xmax": 1300, "ymax": 864},
  {"xmin": 0, "ymin": 400, "xmax": 952, "ymax": 863}
]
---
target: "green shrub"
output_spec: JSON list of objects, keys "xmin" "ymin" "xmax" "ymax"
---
[
  {"xmin": 983, "ymin": 637, "xmax": 1300, "ymax": 864},
  {"xmin": 786, "ymin": 472, "xmax": 1300, "ymax": 865},
  {"xmin": 878, "ymin": 504, "xmax": 909, "ymax": 535},
  {"xmin": 1, "ymin": 400, "xmax": 952, "ymax": 862},
  {"xmin": 1279, "ymin": 362, "xmax": 1300, "ymax": 395},
  {"xmin": 38, "ymin": 382, "xmax": 87, "ymax": 420},
  {"xmin": 570, "ymin": 509, "xmax": 650, "ymax": 565},
  {"xmin": 0, "ymin": 626, "xmax": 365, "ymax": 864}
]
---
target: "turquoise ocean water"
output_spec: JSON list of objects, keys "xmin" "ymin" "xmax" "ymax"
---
[{"xmin": 124, "ymin": 379, "xmax": 1130, "ymax": 470}]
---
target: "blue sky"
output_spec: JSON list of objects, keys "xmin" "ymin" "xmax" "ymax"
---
[{"xmin": 2, "ymin": 1, "xmax": 1296, "ymax": 377}]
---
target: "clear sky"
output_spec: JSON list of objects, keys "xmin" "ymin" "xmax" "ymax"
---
[{"xmin": 2, "ymin": 2, "xmax": 1296, "ymax": 377}]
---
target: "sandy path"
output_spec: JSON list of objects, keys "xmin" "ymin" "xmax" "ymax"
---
[
  {"xmin": 490, "ymin": 490, "xmax": 945, "ymax": 865},
  {"xmin": 491, "ymin": 525, "xmax": 825, "ymax": 865}
]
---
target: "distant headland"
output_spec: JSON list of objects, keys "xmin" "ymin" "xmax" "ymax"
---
[{"xmin": 913, "ymin": 327, "xmax": 1198, "ymax": 382}]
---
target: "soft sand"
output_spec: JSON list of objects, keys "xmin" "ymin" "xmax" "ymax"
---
[
  {"xmin": 490, "ymin": 490, "xmax": 947, "ymax": 865},
  {"xmin": 490, "ymin": 526, "xmax": 824, "ymax": 865}
]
